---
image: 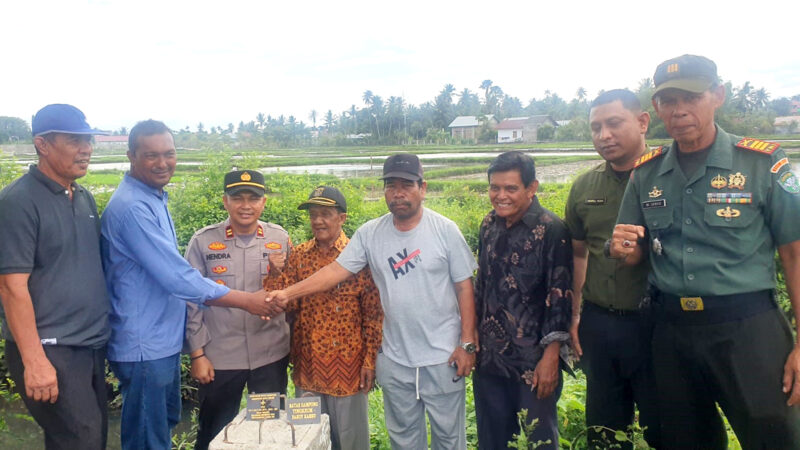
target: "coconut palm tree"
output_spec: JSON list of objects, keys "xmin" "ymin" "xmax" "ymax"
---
[{"xmin": 308, "ymin": 110, "xmax": 318, "ymax": 130}]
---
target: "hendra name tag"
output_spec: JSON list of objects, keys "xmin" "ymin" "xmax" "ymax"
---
[
  {"xmin": 287, "ymin": 397, "xmax": 322, "ymax": 425},
  {"xmin": 246, "ymin": 392, "xmax": 280, "ymax": 421},
  {"xmin": 642, "ymin": 199, "xmax": 667, "ymax": 209}
]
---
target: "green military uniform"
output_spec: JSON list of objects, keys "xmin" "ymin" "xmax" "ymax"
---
[
  {"xmin": 566, "ymin": 161, "xmax": 649, "ymax": 310},
  {"xmin": 617, "ymin": 126, "xmax": 800, "ymax": 449},
  {"xmin": 565, "ymin": 161, "xmax": 660, "ymax": 448}
]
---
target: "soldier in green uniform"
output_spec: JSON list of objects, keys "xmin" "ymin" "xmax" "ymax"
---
[
  {"xmin": 611, "ymin": 54, "xmax": 800, "ymax": 449},
  {"xmin": 565, "ymin": 89, "xmax": 659, "ymax": 448}
]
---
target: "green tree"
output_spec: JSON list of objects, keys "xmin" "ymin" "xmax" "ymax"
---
[
  {"xmin": 0, "ymin": 116, "xmax": 31, "ymax": 143},
  {"xmin": 576, "ymin": 87, "xmax": 587, "ymax": 103},
  {"xmin": 456, "ymin": 88, "xmax": 481, "ymax": 116},
  {"xmin": 324, "ymin": 110, "xmax": 335, "ymax": 131},
  {"xmin": 501, "ymin": 95, "xmax": 524, "ymax": 118},
  {"xmin": 537, "ymin": 124, "xmax": 555, "ymax": 141},
  {"xmin": 308, "ymin": 110, "xmax": 317, "ymax": 130},
  {"xmin": 751, "ymin": 88, "xmax": 770, "ymax": 110},
  {"xmin": 433, "ymin": 84, "xmax": 456, "ymax": 129}
]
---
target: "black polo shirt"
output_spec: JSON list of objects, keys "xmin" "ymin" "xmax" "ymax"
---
[{"xmin": 0, "ymin": 165, "xmax": 109, "ymax": 348}]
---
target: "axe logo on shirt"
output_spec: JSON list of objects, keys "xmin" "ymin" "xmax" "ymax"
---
[{"xmin": 387, "ymin": 248, "xmax": 421, "ymax": 280}]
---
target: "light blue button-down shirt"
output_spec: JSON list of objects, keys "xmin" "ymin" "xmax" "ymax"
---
[{"xmin": 101, "ymin": 174, "xmax": 229, "ymax": 362}]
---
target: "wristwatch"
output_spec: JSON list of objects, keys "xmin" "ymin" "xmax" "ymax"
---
[{"xmin": 460, "ymin": 342, "xmax": 476, "ymax": 354}]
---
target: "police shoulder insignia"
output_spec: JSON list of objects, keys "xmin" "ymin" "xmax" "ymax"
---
[
  {"xmin": 634, "ymin": 147, "xmax": 663, "ymax": 168},
  {"xmin": 736, "ymin": 138, "xmax": 780, "ymax": 155},
  {"xmin": 225, "ymin": 226, "xmax": 234, "ymax": 238}
]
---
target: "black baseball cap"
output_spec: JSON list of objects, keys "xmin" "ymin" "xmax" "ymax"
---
[
  {"xmin": 382, "ymin": 153, "xmax": 423, "ymax": 181},
  {"xmin": 224, "ymin": 170, "xmax": 266, "ymax": 195},
  {"xmin": 32, "ymin": 104, "xmax": 110, "ymax": 137},
  {"xmin": 298, "ymin": 186, "xmax": 347, "ymax": 213},
  {"xmin": 653, "ymin": 54, "xmax": 718, "ymax": 97}
]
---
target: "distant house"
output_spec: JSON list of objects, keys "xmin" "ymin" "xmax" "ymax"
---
[
  {"xmin": 95, "ymin": 135, "xmax": 129, "ymax": 149},
  {"xmin": 448, "ymin": 115, "xmax": 497, "ymax": 140},
  {"xmin": 774, "ymin": 116, "xmax": 800, "ymax": 134},
  {"xmin": 496, "ymin": 115, "xmax": 558, "ymax": 143}
]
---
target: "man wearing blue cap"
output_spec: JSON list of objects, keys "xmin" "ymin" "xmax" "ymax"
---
[{"xmin": 0, "ymin": 104, "xmax": 111, "ymax": 449}]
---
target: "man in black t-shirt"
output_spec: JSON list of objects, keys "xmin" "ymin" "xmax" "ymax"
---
[{"xmin": 0, "ymin": 104, "xmax": 111, "ymax": 449}]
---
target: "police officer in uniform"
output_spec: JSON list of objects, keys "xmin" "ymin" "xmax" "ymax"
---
[
  {"xmin": 612, "ymin": 54, "xmax": 800, "ymax": 448},
  {"xmin": 184, "ymin": 170, "xmax": 291, "ymax": 450}
]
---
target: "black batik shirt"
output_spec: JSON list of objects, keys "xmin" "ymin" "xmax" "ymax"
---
[{"xmin": 475, "ymin": 197, "xmax": 572, "ymax": 381}]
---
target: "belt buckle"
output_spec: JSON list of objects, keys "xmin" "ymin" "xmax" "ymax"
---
[{"xmin": 680, "ymin": 297, "xmax": 704, "ymax": 311}]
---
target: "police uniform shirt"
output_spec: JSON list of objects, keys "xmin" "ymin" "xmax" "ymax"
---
[
  {"xmin": 565, "ymin": 161, "xmax": 649, "ymax": 310},
  {"xmin": 617, "ymin": 126, "xmax": 800, "ymax": 296},
  {"xmin": 184, "ymin": 218, "xmax": 290, "ymax": 370}
]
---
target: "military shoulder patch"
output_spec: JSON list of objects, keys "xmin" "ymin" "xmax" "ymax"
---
[
  {"xmin": 771, "ymin": 157, "xmax": 789, "ymax": 174},
  {"xmin": 736, "ymin": 138, "xmax": 780, "ymax": 155},
  {"xmin": 778, "ymin": 171, "xmax": 800, "ymax": 194},
  {"xmin": 634, "ymin": 147, "xmax": 663, "ymax": 168}
]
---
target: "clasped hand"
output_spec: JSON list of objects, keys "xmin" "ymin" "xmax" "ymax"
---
[{"xmin": 258, "ymin": 290, "xmax": 290, "ymax": 320}]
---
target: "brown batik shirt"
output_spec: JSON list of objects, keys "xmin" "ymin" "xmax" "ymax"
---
[{"xmin": 264, "ymin": 231, "xmax": 383, "ymax": 396}]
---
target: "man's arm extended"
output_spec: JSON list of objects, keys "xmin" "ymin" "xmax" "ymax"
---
[
  {"xmin": 267, "ymin": 261, "xmax": 354, "ymax": 308},
  {"xmin": 0, "ymin": 273, "xmax": 58, "ymax": 403},
  {"xmin": 570, "ymin": 239, "xmax": 588, "ymax": 357}
]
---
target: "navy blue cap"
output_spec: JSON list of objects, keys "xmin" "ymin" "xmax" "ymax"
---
[{"xmin": 32, "ymin": 104, "xmax": 110, "ymax": 137}]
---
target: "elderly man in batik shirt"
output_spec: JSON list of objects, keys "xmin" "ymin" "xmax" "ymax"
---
[
  {"xmin": 474, "ymin": 151, "xmax": 573, "ymax": 450},
  {"xmin": 264, "ymin": 186, "xmax": 383, "ymax": 450}
]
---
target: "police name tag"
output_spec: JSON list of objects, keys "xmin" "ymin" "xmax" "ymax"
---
[
  {"xmin": 585, "ymin": 198, "xmax": 606, "ymax": 205},
  {"xmin": 642, "ymin": 199, "xmax": 667, "ymax": 209},
  {"xmin": 287, "ymin": 397, "xmax": 322, "ymax": 425},
  {"xmin": 246, "ymin": 392, "xmax": 280, "ymax": 420}
]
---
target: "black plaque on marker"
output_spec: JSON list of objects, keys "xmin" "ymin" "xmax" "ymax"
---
[
  {"xmin": 246, "ymin": 392, "xmax": 280, "ymax": 420},
  {"xmin": 287, "ymin": 397, "xmax": 322, "ymax": 425}
]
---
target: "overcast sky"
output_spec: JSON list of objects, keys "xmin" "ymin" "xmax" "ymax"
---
[{"xmin": 3, "ymin": 0, "xmax": 798, "ymax": 132}]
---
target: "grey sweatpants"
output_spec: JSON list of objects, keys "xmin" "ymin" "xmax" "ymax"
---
[
  {"xmin": 295, "ymin": 387, "xmax": 370, "ymax": 450},
  {"xmin": 376, "ymin": 352, "xmax": 466, "ymax": 450}
]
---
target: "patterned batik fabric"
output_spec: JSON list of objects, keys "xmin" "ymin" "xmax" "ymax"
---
[
  {"xmin": 264, "ymin": 232, "xmax": 383, "ymax": 396},
  {"xmin": 474, "ymin": 197, "xmax": 573, "ymax": 384}
]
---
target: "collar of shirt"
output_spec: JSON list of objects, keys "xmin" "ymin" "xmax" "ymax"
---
[
  {"xmin": 312, "ymin": 230, "xmax": 349, "ymax": 255},
  {"xmin": 659, "ymin": 125, "xmax": 733, "ymax": 176},
  {"xmin": 123, "ymin": 172, "xmax": 169, "ymax": 202},
  {"xmin": 520, "ymin": 196, "xmax": 544, "ymax": 229},
  {"xmin": 28, "ymin": 164, "xmax": 81, "ymax": 195},
  {"xmin": 222, "ymin": 217, "xmax": 266, "ymax": 248}
]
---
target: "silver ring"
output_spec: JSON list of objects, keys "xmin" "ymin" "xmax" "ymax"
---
[{"xmin": 622, "ymin": 239, "xmax": 632, "ymax": 248}]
